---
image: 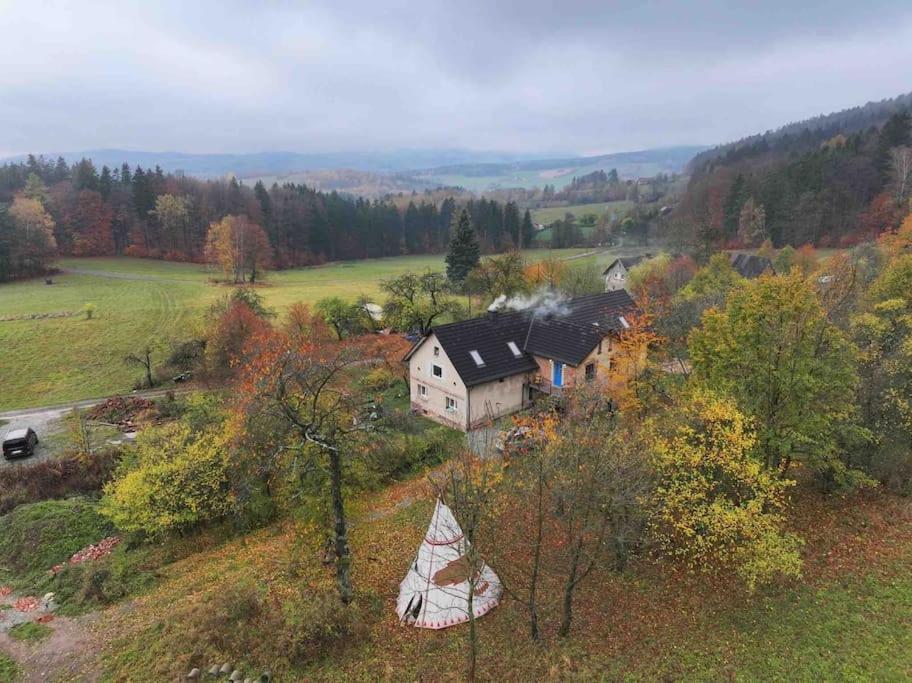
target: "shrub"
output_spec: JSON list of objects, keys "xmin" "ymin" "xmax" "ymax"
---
[
  {"xmin": 0, "ymin": 498, "xmax": 113, "ymax": 583},
  {"xmin": 50, "ymin": 544, "xmax": 157, "ymax": 613},
  {"xmin": 82, "ymin": 302, "xmax": 97, "ymax": 319},
  {"xmin": 187, "ymin": 584, "xmax": 371, "ymax": 668},
  {"xmin": 359, "ymin": 365, "xmax": 398, "ymax": 392},
  {"xmin": 101, "ymin": 423, "xmax": 235, "ymax": 536},
  {"xmin": 0, "ymin": 449, "xmax": 119, "ymax": 515}
]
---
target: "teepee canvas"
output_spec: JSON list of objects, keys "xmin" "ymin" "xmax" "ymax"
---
[{"xmin": 396, "ymin": 499, "xmax": 502, "ymax": 629}]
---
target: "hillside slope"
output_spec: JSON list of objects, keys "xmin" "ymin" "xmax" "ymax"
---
[{"xmin": 674, "ymin": 92, "xmax": 912, "ymax": 249}]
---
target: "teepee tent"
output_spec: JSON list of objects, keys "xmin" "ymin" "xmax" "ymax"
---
[{"xmin": 396, "ymin": 499, "xmax": 502, "ymax": 629}]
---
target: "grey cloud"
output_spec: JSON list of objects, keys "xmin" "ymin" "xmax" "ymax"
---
[{"xmin": 0, "ymin": 0, "xmax": 910, "ymax": 157}]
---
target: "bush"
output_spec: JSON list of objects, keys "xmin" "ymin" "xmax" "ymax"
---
[
  {"xmin": 50, "ymin": 544, "xmax": 158, "ymax": 613},
  {"xmin": 101, "ymin": 423, "xmax": 235, "ymax": 537},
  {"xmin": 0, "ymin": 498, "xmax": 113, "ymax": 582},
  {"xmin": 0, "ymin": 449, "xmax": 119, "ymax": 515},
  {"xmin": 359, "ymin": 365, "xmax": 399, "ymax": 392},
  {"xmin": 357, "ymin": 428, "xmax": 457, "ymax": 487},
  {"xmin": 184, "ymin": 584, "xmax": 371, "ymax": 669}
]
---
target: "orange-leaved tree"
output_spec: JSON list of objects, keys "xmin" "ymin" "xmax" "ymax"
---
[
  {"xmin": 205, "ymin": 214, "xmax": 272, "ymax": 283},
  {"xmin": 234, "ymin": 306, "xmax": 375, "ymax": 603}
]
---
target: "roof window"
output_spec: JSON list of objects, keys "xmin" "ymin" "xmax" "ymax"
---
[
  {"xmin": 507, "ymin": 341, "xmax": 522, "ymax": 357},
  {"xmin": 469, "ymin": 350, "xmax": 485, "ymax": 367},
  {"xmin": 618, "ymin": 315, "xmax": 630, "ymax": 329}
]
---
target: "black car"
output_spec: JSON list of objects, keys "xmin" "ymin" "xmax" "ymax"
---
[{"xmin": 2, "ymin": 428, "xmax": 38, "ymax": 460}]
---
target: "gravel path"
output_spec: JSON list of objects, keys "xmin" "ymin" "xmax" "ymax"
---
[{"xmin": 0, "ymin": 389, "xmax": 186, "ymax": 469}]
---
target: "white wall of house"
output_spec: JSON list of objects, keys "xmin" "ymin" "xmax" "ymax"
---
[
  {"xmin": 409, "ymin": 333, "xmax": 470, "ymax": 430},
  {"xmin": 604, "ymin": 263, "xmax": 628, "ymax": 291},
  {"xmin": 468, "ymin": 373, "xmax": 528, "ymax": 429}
]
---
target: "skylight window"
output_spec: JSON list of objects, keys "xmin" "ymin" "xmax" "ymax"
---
[
  {"xmin": 507, "ymin": 341, "xmax": 522, "ymax": 358},
  {"xmin": 469, "ymin": 350, "xmax": 485, "ymax": 367},
  {"xmin": 618, "ymin": 315, "xmax": 630, "ymax": 329}
]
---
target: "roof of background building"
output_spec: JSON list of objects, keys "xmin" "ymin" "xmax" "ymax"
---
[
  {"xmin": 602, "ymin": 254, "xmax": 652, "ymax": 276},
  {"xmin": 730, "ymin": 253, "xmax": 774, "ymax": 279}
]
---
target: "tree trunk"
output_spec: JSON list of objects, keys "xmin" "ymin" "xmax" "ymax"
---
[
  {"xmin": 144, "ymin": 351, "xmax": 153, "ymax": 388},
  {"xmin": 328, "ymin": 448, "xmax": 353, "ymax": 603},
  {"xmin": 467, "ymin": 576, "xmax": 477, "ymax": 682},
  {"xmin": 558, "ymin": 540, "xmax": 582, "ymax": 638}
]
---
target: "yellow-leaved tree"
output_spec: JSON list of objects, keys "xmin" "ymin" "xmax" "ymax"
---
[
  {"xmin": 648, "ymin": 387, "xmax": 803, "ymax": 590},
  {"xmin": 101, "ymin": 423, "xmax": 235, "ymax": 536}
]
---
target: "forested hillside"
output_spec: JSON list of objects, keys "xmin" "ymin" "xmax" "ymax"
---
[
  {"xmin": 675, "ymin": 93, "xmax": 912, "ymax": 251},
  {"xmin": 0, "ymin": 156, "xmax": 535, "ymax": 281}
]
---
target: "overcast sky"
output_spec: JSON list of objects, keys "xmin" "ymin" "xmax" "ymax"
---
[{"xmin": 2, "ymin": 1, "xmax": 911, "ymax": 158}]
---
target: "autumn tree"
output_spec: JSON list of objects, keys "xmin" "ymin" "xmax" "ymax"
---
[
  {"xmin": 678, "ymin": 253, "xmax": 742, "ymax": 302},
  {"xmin": 314, "ymin": 296, "xmax": 371, "ymax": 340},
  {"xmin": 524, "ymin": 255, "xmax": 566, "ymax": 289},
  {"xmin": 737, "ymin": 197, "xmax": 767, "ymax": 246},
  {"xmin": 380, "ymin": 270, "xmax": 462, "ymax": 334},
  {"xmin": 101, "ymin": 422, "xmax": 235, "ymax": 536},
  {"xmin": 465, "ymin": 251, "xmax": 528, "ymax": 305},
  {"xmin": 648, "ymin": 388, "xmax": 803, "ymax": 589},
  {"xmin": 204, "ymin": 297, "xmax": 272, "ymax": 378},
  {"xmin": 689, "ymin": 272, "xmax": 863, "ymax": 486},
  {"xmin": 235, "ymin": 322, "xmax": 378, "ymax": 603},
  {"xmin": 205, "ymin": 214, "xmax": 272, "ymax": 283},
  {"xmin": 8, "ymin": 194, "xmax": 57, "ymax": 276},
  {"xmin": 66, "ymin": 190, "xmax": 114, "ymax": 256},
  {"xmin": 150, "ymin": 194, "xmax": 192, "ymax": 257}
]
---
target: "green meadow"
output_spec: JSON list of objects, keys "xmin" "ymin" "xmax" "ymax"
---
[{"xmin": 0, "ymin": 249, "xmax": 606, "ymax": 411}]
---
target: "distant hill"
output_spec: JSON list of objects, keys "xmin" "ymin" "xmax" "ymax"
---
[
  {"xmin": 0, "ymin": 148, "xmax": 564, "ymax": 179},
  {"xmin": 3, "ymin": 145, "xmax": 706, "ymax": 196},
  {"xmin": 414, "ymin": 146, "xmax": 707, "ymax": 192},
  {"xmin": 689, "ymin": 92, "xmax": 912, "ymax": 174}
]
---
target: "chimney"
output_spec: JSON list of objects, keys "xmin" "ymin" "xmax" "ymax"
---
[{"xmin": 486, "ymin": 309, "xmax": 499, "ymax": 323}]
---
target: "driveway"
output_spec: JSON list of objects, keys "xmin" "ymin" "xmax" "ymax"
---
[{"xmin": 0, "ymin": 389, "xmax": 183, "ymax": 469}]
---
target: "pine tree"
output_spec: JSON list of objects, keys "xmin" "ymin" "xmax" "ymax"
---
[
  {"xmin": 445, "ymin": 208, "xmax": 480, "ymax": 284},
  {"xmin": 521, "ymin": 209, "xmax": 535, "ymax": 249}
]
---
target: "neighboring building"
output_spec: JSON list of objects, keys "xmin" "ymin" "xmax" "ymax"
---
[
  {"xmin": 403, "ymin": 291, "xmax": 636, "ymax": 431},
  {"xmin": 603, "ymin": 255, "xmax": 652, "ymax": 291},
  {"xmin": 729, "ymin": 253, "xmax": 774, "ymax": 279}
]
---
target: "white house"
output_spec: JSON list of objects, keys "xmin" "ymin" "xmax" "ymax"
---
[
  {"xmin": 403, "ymin": 291, "xmax": 637, "ymax": 431},
  {"xmin": 602, "ymin": 255, "xmax": 651, "ymax": 292}
]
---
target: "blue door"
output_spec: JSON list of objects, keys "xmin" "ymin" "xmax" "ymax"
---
[{"xmin": 552, "ymin": 361, "xmax": 563, "ymax": 387}]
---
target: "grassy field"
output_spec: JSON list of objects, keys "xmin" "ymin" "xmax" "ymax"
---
[
  {"xmin": 0, "ymin": 249, "xmax": 607, "ymax": 411},
  {"xmin": 531, "ymin": 200, "xmax": 633, "ymax": 226}
]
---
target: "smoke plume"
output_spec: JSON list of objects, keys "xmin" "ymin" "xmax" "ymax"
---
[{"xmin": 487, "ymin": 288, "xmax": 570, "ymax": 317}]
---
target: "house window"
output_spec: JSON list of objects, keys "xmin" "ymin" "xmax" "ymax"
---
[
  {"xmin": 445, "ymin": 396, "xmax": 457, "ymax": 412},
  {"xmin": 585, "ymin": 363, "xmax": 596, "ymax": 381},
  {"xmin": 469, "ymin": 350, "xmax": 485, "ymax": 367},
  {"xmin": 433, "ymin": 346, "xmax": 440, "ymax": 356},
  {"xmin": 432, "ymin": 364, "xmax": 443, "ymax": 378},
  {"xmin": 507, "ymin": 341, "xmax": 522, "ymax": 357},
  {"xmin": 417, "ymin": 384, "xmax": 428, "ymax": 399}
]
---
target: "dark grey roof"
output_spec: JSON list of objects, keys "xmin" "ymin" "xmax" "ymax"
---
[
  {"xmin": 730, "ymin": 253, "xmax": 774, "ymax": 279},
  {"xmin": 404, "ymin": 290, "xmax": 636, "ymax": 386},
  {"xmin": 602, "ymin": 254, "xmax": 651, "ymax": 276},
  {"xmin": 417, "ymin": 310, "xmax": 539, "ymax": 387},
  {"xmin": 524, "ymin": 318, "xmax": 604, "ymax": 366}
]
